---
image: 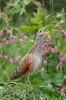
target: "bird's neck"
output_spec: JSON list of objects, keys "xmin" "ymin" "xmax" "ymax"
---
[{"xmin": 28, "ymin": 37, "xmax": 43, "ymax": 56}]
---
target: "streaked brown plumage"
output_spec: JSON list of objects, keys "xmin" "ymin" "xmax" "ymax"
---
[{"xmin": 10, "ymin": 27, "xmax": 46, "ymax": 83}]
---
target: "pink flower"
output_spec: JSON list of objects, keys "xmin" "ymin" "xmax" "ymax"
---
[
  {"xmin": 42, "ymin": 41, "xmax": 51, "ymax": 48},
  {"xmin": 2, "ymin": 38, "xmax": 7, "ymax": 42},
  {"xmin": 62, "ymin": 30, "xmax": 66, "ymax": 36},
  {"xmin": 56, "ymin": 62, "xmax": 62, "ymax": 70},
  {"xmin": 42, "ymin": 67, "xmax": 44, "ymax": 72},
  {"xmin": 23, "ymin": 35, "xmax": 27, "ymax": 40},
  {"xmin": 0, "ymin": 30, "xmax": 3, "ymax": 35},
  {"xmin": 44, "ymin": 55, "xmax": 48, "ymax": 60},
  {"xmin": 10, "ymin": 58, "xmax": 13, "ymax": 63},
  {"xmin": 44, "ymin": 46, "xmax": 51, "ymax": 53},
  {"xmin": 19, "ymin": 39, "xmax": 23, "ymax": 43},
  {"xmin": 61, "ymin": 86, "xmax": 66, "ymax": 93},
  {"xmin": 44, "ymin": 60, "xmax": 47, "ymax": 64},
  {"xmin": 6, "ymin": 29, "xmax": 11, "ymax": 34},
  {"xmin": 58, "ymin": 53, "xmax": 66, "ymax": 62},
  {"xmin": 51, "ymin": 48, "xmax": 55, "ymax": 53},
  {"xmin": 55, "ymin": 46, "xmax": 58, "ymax": 51},
  {"xmin": 48, "ymin": 35, "xmax": 51, "ymax": 39},
  {"xmin": 4, "ymin": 55, "xmax": 8, "ymax": 60},
  {"xmin": 56, "ymin": 23, "xmax": 61, "ymax": 30},
  {"xmin": 41, "ymin": 51, "xmax": 44, "ymax": 56},
  {"xmin": 14, "ymin": 55, "xmax": 20, "ymax": 61},
  {"xmin": 11, "ymin": 35, "xmax": 16, "ymax": 39},
  {"xmin": 0, "ymin": 54, "xmax": 2, "ymax": 58},
  {"xmin": 51, "ymin": 46, "xmax": 58, "ymax": 53}
]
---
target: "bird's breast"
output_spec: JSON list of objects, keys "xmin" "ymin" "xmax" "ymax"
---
[{"xmin": 33, "ymin": 54, "xmax": 41, "ymax": 71}]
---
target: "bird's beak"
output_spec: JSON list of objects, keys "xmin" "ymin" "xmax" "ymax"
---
[
  {"xmin": 42, "ymin": 26, "xmax": 49, "ymax": 35},
  {"xmin": 42, "ymin": 26, "xmax": 46, "ymax": 31}
]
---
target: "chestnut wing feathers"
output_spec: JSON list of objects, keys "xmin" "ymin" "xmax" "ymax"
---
[{"xmin": 10, "ymin": 54, "xmax": 33, "ymax": 80}]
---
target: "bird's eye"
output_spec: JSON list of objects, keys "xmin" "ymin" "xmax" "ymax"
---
[{"xmin": 39, "ymin": 30, "xmax": 41, "ymax": 33}]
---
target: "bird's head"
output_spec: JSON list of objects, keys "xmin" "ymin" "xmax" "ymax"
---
[{"xmin": 37, "ymin": 26, "xmax": 47, "ymax": 40}]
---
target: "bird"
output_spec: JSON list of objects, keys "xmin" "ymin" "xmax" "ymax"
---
[{"xmin": 10, "ymin": 27, "xmax": 47, "ymax": 84}]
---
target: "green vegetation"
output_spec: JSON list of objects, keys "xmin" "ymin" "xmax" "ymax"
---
[{"xmin": 0, "ymin": 0, "xmax": 66, "ymax": 99}]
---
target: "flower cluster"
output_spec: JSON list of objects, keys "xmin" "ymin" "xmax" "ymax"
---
[
  {"xmin": 0, "ymin": 54, "xmax": 20, "ymax": 63},
  {"xmin": 0, "ymin": 29, "xmax": 11, "ymax": 35},
  {"xmin": 42, "ymin": 40, "xmax": 58, "ymax": 54},
  {"xmin": 56, "ymin": 23, "xmax": 66, "ymax": 36},
  {"xmin": 10, "ymin": 55, "xmax": 21, "ymax": 63},
  {"xmin": 9, "ymin": 55, "xmax": 20, "ymax": 63},
  {"xmin": 61, "ymin": 86, "xmax": 66, "ymax": 93},
  {"xmin": 42, "ymin": 40, "xmax": 51, "ymax": 48},
  {"xmin": 0, "ymin": 29, "xmax": 27, "ymax": 44},
  {"xmin": 19, "ymin": 35, "xmax": 27, "ymax": 43},
  {"xmin": 41, "ymin": 38, "xmax": 59, "ymax": 65},
  {"xmin": 58, "ymin": 53, "xmax": 66, "ymax": 62}
]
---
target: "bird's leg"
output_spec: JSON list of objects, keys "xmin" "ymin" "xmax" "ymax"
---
[{"xmin": 25, "ymin": 75, "xmax": 31, "ymax": 84}]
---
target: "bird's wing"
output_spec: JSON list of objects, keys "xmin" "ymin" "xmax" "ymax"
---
[{"xmin": 10, "ymin": 54, "xmax": 34, "ymax": 80}]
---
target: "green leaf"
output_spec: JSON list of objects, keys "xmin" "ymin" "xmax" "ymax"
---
[
  {"xmin": 62, "ymin": 45, "xmax": 66, "ymax": 53},
  {"xmin": 55, "ymin": 79, "xmax": 63, "ymax": 85},
  {"xmin": 7, "ymin": 2, "xmax": 18, "ymax": 6},
  {"xmin": 60, "ymin": 20, "xmax": 65, "ymax": 24},
  {"xmin": 19, "ymin": 8, "xmax": 24, "ymax": 15},
  {"xmin": 45, "ymin": 14, "xmax": 51, "ymax": 20},
  {"xmin": 63, "ymin": 75, "xmax": 66, "ymax": 80},
  {"xmin": 54, "ymin": 73, "xmax": 63, "ymax": 79},
  {"xmin": 24, "ymin": 0, "xmax": 32, "ymax": 5},
  {"xmin": 33, "ymin": 12, "xmax": 41, "ymax": 20},
  {"xmin": 47, "ymin": 23, "xmax": 55, "ymax": 28},
  {"xmin": 41, "ymin": 72, "xmax": 50, "ymax": 80},
  {"xmin": 10, "ymin": 6, "xmax": 21, "ymax": 14},
  {"xmin": 20, "ymin": 25, "xmax": 37, "ymax": 31},
  {"xmin": 56, "ymin": 13, "xmax": 62, "ymax": 18},
  {"xmin": 30, "ymin": 18, "xmax": 39, "ymax": 24}
]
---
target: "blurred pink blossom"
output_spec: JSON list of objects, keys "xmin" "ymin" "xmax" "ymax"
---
[
  {"xmin": 44, "ymin": 46, "xmax": 51, "ymax": 53},
  {"xmin": 41, "ymin": 51, "xmax": 44, "ymax": 56},
  {"xmin": 56, "ymin": 23, "xmax": 61, "ymax": 30},
  {"xmin": 2, "ymin": 38, "xmax": 7, "ymax": 42},
  {"xmin": 0, "ymin": 30, "xmax": 3, "ymax": 35},
  {"xmin": 19, "ymin": 39, "xmax": 23, "ymax": 43},
  {"xmin": 6, "ymin": 29, "xmax": 11, "ymax": 34},
  {"xmin": 44, "ymin": 60, "xmax": 47, "ymax": 64},
  {"xmin": 42, "ymin": 41, "xmax": 51, "ymax": 48},
  {"xmin": 51, "ymin": 46, "xmax": 58, "ymax": 53},
  {"xmin": 62, "ymin": 30, "xmax": 66, "ymax": 36},
  {"xmin": 55, "ymin": 46, "xmax": 58, "ymax": 51},
  {"xmin": 48, "ymin": 35, "xmax": 51, "ymax": 39},
  {"xmin": 42, "ymin": 67, "xmax": 44, "ymax": 72},
  {"xmin": 23, "ymin": 35, "xmax": 27, "ymax": 40},
  {"xmin": 61, "ymin": 86, "xmax": 66, "ymax": 93},
  {"xmin": 44, "ymin": 55, "xmax": 48, "ymax": 60},
  {"xmin": 56, "ymin": 62, "xmax": 62, "ymax": 70},
  {"xmin": 0, "ymin": 54, "xmax": 2, "ymax": 58},
  {"xmin": 51, "ymin": 48, "xmax": 55, "ymax": 53},
  {"xmin": 4, "ymin": 55, "xmax": 8, "ymax": 60},
  {"xmin": 10, "ymin": 58, "xmax": 13, "ymax": 63},
  {"xmin": 14, "ymin": 55, "xmax": 20, "ymax": 61},
  {"xmin": 58, "ymin": 53, "xmax": 66, "ymax": 62},
  {"xmin": 11, "ymin": 35, "xmax": 16, "ymax": 39}
]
